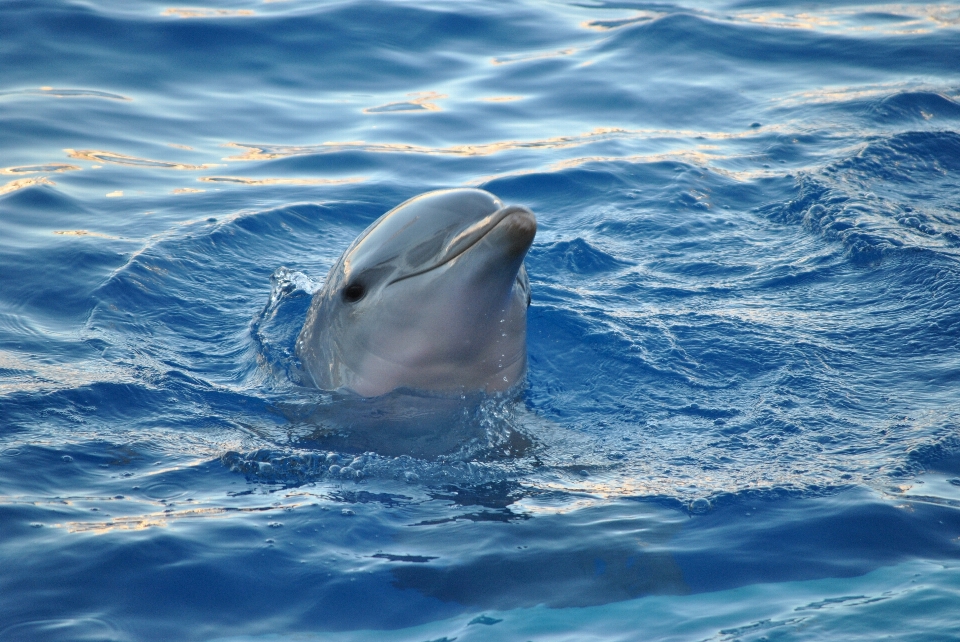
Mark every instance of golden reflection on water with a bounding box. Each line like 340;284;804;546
735;3;960;33
464;144;778;185
65;507;225;533
776;84;901;107
466;144;798;186
739;11;839;30
65;149;217;170
1;164;80;175
546;148;723;171
62;503;301;534
54;230;118;238
162;7;255;18
198;176;365;186
529;470;816;501
223;127;764;161
774;82;958;108
0;177;55;195
172;187;205;194
573;3;960;34
363;92;446;113
479;96;525;102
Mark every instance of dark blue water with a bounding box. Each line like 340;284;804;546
3;1;960;639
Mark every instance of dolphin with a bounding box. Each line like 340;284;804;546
296;188;536;398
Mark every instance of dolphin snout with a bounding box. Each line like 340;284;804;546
492;205;537;256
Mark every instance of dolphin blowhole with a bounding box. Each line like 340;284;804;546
296;188;536;398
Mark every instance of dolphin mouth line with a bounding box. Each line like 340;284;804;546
386;205;532;286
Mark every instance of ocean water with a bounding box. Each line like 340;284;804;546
3;0;960;639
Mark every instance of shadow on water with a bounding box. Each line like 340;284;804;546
279;391;536;460
377;487;960;612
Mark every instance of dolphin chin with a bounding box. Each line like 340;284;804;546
296;188;536;398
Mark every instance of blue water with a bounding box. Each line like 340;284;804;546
3;0;960;639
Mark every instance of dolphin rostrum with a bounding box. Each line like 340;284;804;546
296;188;536;397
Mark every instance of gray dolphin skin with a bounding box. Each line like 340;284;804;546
296;188;536;397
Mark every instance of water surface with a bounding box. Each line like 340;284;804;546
2;0;960;639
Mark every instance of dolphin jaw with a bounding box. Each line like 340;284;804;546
342;340;528;398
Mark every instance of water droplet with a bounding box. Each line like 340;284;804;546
341;509;355;516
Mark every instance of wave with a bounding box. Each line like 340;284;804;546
762;130;960;261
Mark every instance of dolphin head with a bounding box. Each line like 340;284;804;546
296;188;536;397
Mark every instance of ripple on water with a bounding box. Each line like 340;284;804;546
141;482;187;501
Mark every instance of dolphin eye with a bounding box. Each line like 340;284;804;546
342;282;365;303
